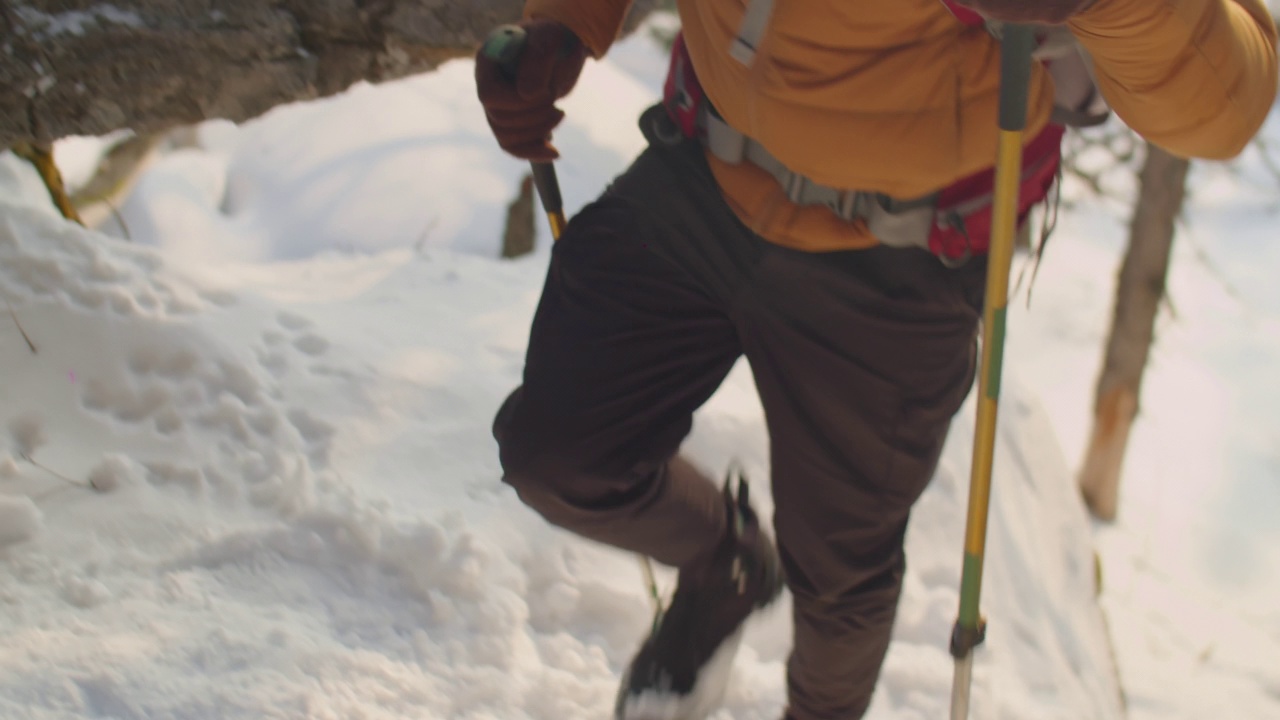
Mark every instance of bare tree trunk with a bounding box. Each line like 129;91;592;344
1079;142;1190;521
502;174;536;259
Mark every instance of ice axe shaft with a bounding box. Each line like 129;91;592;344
481;24;569;240
949;23;1035;720
483;24;661;613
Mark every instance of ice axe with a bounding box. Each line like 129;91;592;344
482;26;663;612
481;25;569;241
949;23;1035;720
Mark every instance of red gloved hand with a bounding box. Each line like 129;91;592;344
475;19;587;161
951;0;1097;24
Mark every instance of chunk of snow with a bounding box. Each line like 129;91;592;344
0;496;43;547
8;413;47;457
87;454;145;493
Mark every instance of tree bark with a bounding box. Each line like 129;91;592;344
1;0;656;149
1079;142;1190;521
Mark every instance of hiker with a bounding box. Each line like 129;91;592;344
479;1;1278;718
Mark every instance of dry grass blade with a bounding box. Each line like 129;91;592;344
5;298;37;354
19;452;90;489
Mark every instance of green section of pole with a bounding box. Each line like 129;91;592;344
985;307;1006;399
956;551;984;624
949;23;1035;720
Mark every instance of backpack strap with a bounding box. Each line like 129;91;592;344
939;0;986;26
730;0;775;65
658;32;1067;265
1037;27;1110;127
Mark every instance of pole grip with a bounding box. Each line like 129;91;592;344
998;24;1035;132
481;25;528;76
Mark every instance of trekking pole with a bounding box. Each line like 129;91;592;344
949;23;1035;720
481;25;569;240
482;26;663;614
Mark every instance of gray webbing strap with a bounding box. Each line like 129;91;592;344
730;0;774;65
1036;26;1110;127
702;111;938;250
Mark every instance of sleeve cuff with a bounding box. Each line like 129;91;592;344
524;0;632;57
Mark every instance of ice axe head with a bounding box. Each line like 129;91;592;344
481;24;527;79
479;23;567;239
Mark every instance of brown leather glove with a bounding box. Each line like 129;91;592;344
951;0;1097;25
475;19;587;162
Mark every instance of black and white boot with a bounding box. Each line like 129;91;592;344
615;473;785;720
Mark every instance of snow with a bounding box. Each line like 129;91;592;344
1006;134;1280;717
13;5;145;40
0;22;1274;720
0;495;42;548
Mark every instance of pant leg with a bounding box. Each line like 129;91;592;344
741;244;986;720
494;130;759;569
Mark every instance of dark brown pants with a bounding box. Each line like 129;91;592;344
493;111;986;720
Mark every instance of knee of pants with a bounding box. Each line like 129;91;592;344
491;388;531;472
492;387;647;522
493;388;569;503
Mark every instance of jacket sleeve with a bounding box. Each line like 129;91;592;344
1069;0;1278;159
523;0;635;57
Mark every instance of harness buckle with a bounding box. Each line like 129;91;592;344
935;210;973;269
834;191;860;222
784;172;808;205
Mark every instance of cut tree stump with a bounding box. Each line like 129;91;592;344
1079;142;1190;521
502;174;536;259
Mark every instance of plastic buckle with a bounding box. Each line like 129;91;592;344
936;210;973;269
831;191;863;222
784;172;808;205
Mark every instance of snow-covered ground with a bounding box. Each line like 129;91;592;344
1006;138;1280;715
0;23;1275;720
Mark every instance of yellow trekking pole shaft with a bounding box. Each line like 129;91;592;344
949;24;1035;720
531;163;568;240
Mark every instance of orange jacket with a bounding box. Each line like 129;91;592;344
525;0;1278;252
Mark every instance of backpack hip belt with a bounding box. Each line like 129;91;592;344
664;2;1105;263
700;104;947;258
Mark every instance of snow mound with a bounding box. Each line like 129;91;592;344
0;495;42;548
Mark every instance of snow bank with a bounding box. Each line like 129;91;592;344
0;185;1120;718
